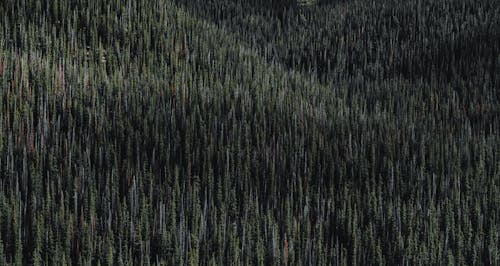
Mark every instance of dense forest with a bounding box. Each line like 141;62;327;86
0;0;499;265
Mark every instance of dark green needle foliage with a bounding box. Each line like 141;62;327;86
0;0;499;265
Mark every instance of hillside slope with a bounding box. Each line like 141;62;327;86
0;0;499;265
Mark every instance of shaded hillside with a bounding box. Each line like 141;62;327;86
0;0;498;265
174;0;500;84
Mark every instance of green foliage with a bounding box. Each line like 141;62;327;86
0;0;499;264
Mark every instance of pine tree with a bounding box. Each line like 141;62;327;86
14;206;22;266
0;233;4;265
32;216;42;266
106;233;114;266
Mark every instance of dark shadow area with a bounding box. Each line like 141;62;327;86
172;0;500;85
